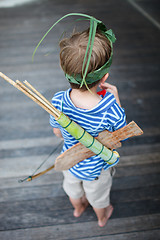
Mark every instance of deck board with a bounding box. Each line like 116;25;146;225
0;214;159;240
0;0;160;239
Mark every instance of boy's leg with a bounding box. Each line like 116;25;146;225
69;195;89;217
93;205;113;227
83;169;113;227
63;170;88;217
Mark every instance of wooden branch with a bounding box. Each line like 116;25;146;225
26;164;55;181
24;80;54;110
55;121;143;170
16;80;60;119
0;72;60;119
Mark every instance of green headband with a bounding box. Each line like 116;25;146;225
32;13;116;88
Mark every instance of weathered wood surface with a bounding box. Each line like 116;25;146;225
0;0;160;239
0;214;159;240
55;121;143;170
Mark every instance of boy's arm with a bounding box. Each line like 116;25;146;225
53;128;63;139
99;82;121;107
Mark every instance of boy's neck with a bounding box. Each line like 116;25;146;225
70;85;102;110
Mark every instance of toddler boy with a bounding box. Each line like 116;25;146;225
50;26;126;227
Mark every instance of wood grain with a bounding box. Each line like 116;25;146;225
55;121;143;170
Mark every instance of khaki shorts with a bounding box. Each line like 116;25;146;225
63;168;114;209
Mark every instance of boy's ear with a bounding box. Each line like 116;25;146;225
100;73;109;84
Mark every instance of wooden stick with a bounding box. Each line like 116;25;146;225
55;121;143;170
0;72;17;86
27;164;55;181
24;80;54;109
0;72;61;118
16;80;60;119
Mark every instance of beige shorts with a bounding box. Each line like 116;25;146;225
63;168;114;209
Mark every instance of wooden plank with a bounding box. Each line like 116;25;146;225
0;180;159;203
112;173;160;190
0;184;65;203
0;65;159;93
0;122;53;141
0;130;159;159
1;84;160;102
0;126;156;149
77;229;160;240
0;155;59;178
1;101;159;124
0;160;159;190
0;173;63;190
0;127;53;141
0;105;49;123
0;214;159;240
0;197;95;231
116;162;160;177
55;122;143;171
118;152;160;167
0;147;159;179
111;200;160;219
0;192;160;230
0;159;160;190
0;121;158;143
0;145;59;159
111;185;160;203
118;143;160;156
120;134;160;148
0;136;60;150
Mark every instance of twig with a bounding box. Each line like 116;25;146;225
16;80;60;118
23;80;54;109
0;72;60;119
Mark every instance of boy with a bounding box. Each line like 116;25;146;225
50;26;126;227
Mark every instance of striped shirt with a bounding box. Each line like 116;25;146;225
50;88;126;181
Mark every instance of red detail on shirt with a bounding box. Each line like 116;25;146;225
97;89;106;97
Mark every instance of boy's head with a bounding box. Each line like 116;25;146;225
59;28;111;90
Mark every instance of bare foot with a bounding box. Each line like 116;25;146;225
98;205;113;227
73;196;89;217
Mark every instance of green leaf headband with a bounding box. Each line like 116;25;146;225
32;13;116;88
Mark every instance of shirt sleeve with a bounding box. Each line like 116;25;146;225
50;114;60;128
106;102;127;131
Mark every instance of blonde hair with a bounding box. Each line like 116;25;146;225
59;28;111;90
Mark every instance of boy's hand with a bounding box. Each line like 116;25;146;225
99;82;121;107
53;128;63;139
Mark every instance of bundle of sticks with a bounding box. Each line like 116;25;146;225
0;72;61;120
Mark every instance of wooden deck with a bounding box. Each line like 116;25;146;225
0;0;160;239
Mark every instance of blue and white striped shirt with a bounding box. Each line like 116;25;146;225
50;88;126;181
